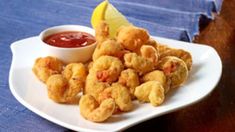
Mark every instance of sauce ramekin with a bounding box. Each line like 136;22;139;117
39;25;96;64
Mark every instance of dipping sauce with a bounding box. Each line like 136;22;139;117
43;31;96;48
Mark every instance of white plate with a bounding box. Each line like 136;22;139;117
9;36;222;132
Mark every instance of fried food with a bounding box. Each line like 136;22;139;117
91;55;124;83
124;53;154;75
46;74;81;103
117;26;149;52
79;94;115;122
118;69;140;98
155;43;192;70
142;70;170;94
140;45;159;66
33;22;194;123
95;21;109;43
134;81;165;106
92;39;124;61
85;72;110;100
98;83;133;112
63;63;87;82
158;56;188;88
32;56;63;83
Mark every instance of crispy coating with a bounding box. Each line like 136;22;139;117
91;56;124;83
158;56;188;88
46;74;82;103
118;69;140;98
124;53;154;75
117;26;149;52
155;43;192;70
142;70;170;94
92;39;124;61
134;81;165;106
95;21;109;43
32;56;63;83
63;63;87;82
85;72;110;100
79;94;115;122
140;45;159;66
98;83;133;112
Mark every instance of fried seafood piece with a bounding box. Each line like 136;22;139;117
32;56;63;83
157;56;188;88
91;56;124;83
98;83;133;112
134;81;165;106
92;39;125;61
95;21;109;43
79;94;115;122
46;74;82;103
84;72;110;100
116;26;149;52
142;70;170;94
63;63;87;83
118;69;140;98
124;53;154;75
155;43;192;70
140;45;159;66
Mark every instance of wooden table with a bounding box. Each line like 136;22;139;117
126;0;235;131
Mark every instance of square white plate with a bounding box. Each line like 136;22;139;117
9;36;222;132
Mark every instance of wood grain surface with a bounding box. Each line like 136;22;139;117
126;0;235;131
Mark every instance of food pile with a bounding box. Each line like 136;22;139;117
33;21;192;122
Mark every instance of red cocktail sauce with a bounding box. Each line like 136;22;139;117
43;31;96;48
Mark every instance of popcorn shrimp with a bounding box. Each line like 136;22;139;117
32;56;64;83
91;56;124;83
46;74;81;103
124;53;154;75
158;56;188;88
118;69;140;98
134;81;165;106
156;44;192;70
92;39;124;61
117;26;149;52
140;45;159;66
95;21;109;43
142;70;170;94
98;83;133;112
85;72;110;100
79;94;115;122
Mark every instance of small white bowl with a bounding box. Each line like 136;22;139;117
39;25;96;64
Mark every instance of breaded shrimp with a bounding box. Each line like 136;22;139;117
118;69;140;98
91;56;124;83
46;74;82;104
98;83;133;112
142;70;170;94
157;56;188;88
124;53;154;75
155;44;192;70
95;21;109;43
140;45;159;66
92;39;125;61
79;94;115;122
116;26;149;52
84;72;110;100
134;81;165;106
32;56;64;83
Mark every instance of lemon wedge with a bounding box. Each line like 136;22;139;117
91;0;131;38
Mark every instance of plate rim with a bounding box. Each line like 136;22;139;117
9;36;222;132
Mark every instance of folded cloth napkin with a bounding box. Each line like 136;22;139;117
49;0;223;41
